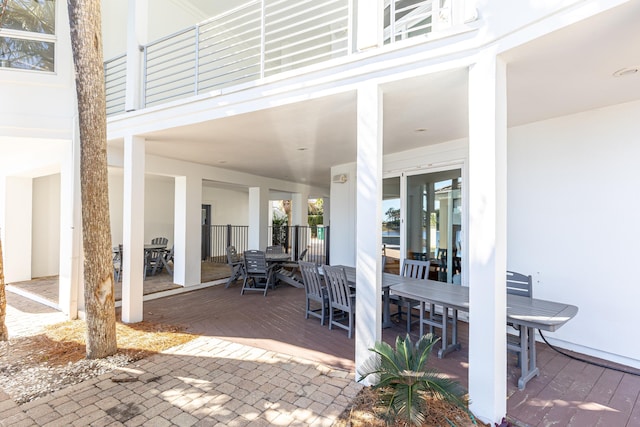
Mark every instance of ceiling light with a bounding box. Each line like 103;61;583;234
613;67;639;77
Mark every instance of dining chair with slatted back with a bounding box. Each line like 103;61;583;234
242;250;275;296
225;245;245;288
323;265;356;338
506;270;533;366
299;261;329;325
393;258;431;332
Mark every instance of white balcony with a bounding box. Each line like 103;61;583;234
105;0;467;116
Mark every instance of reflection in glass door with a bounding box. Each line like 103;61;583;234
406;170;462;283
382;177;401;274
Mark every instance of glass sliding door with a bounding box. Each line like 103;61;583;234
406;170;462;283
382;177;401;274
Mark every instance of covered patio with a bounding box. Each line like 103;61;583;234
6;275;640;426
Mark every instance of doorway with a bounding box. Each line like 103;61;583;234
406;170;462;283
201;204;211;261
382;169;463;284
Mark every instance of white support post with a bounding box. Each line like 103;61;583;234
1;176;33;282
467;50;508;424
248;186;269;250
355;82;383;379
121;135;145;323
58;134;82;319
291;192;308;226
356;0;382;51
125;0;148;111
173;175;202;286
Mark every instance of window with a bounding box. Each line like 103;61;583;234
0;0;56;72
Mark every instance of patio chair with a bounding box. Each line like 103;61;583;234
151;237;169;246
154;245;174;276
506;270;533;366
391;258;430;332
276;248;308;286
113;244;123;282
241;250;276;296
225;245;246;288
323;265;356;339
299;261;329;325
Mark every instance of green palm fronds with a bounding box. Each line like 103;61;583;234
358;334;469;426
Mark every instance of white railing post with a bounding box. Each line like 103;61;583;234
259;0;266;78
194;24;200;95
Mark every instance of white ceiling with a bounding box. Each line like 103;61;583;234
132;2;640;189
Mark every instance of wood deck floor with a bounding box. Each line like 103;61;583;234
7;271;640;426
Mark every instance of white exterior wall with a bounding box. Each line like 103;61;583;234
508;99;640;368
202;187;249;225
108;172;175;247
32;174;61;278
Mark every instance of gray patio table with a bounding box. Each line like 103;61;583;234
389;276;579;389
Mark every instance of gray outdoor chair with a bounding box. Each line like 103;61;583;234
506;270;533;366
241;250;276;296
299;260;329;325
391;258;430;332
323;265;356;339
225;245;246;288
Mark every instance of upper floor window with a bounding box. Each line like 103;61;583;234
0;0;56;72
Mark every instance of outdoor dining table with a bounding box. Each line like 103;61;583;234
265;253;292;263
389;276;579;389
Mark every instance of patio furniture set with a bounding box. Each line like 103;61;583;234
112;237;174;282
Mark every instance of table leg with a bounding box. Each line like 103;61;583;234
382;288;392;328
437;305;461;358
419;301;425;337
517;326;540;390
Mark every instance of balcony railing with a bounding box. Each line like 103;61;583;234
105;0;455;116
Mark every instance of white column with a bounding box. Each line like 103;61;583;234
355;83;383;379
58;135;82;318
248;186;269;250
356;0;382;51
467;50;508;423
291;192;308;226
121;135;145;323
322;197;330;226
1;176;32;282
174;175;202;286
125;0;148;111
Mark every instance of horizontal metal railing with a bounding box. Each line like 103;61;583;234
105;0;450;116
104;53;126;115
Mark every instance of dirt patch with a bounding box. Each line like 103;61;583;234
0;318;197;404
335;386;491;427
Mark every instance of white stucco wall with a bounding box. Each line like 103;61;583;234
507;99;640;367
108;172;175;248
202;186;249;225
32;174;61;278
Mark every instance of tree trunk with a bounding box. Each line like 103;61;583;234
0;237;8;341
67;0;117;359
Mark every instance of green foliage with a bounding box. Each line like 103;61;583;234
358;334;469;426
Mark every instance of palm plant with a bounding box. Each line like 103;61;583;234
358;334;470;426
